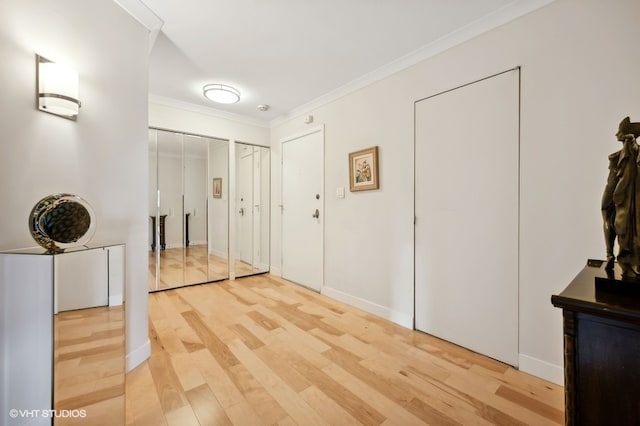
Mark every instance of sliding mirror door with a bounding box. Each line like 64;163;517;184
148;129;229;291
235;142;270;278
183;135;208;285
155;129;184;290
208;139;230;281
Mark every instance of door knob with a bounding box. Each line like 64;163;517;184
312;209;320;219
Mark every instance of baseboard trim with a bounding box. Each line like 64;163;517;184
322;286;413;329
518;353;564;385
208;248;228;259
126;338;150;372
270;266;282;277
109;294;123;307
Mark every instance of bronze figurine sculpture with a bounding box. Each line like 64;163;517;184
602;117;640;278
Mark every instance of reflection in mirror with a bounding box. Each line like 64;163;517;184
148;130;158;290
235;142;270;278
148;128;229;292
0;246;126;425
183;135;208;285
53;244;125;424
156;130;185;290
208;139;230;281
54;305;124;425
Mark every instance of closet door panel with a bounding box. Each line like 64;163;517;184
414;70;519;366
149;129;232;291
184;135;209;285
157;130;184;290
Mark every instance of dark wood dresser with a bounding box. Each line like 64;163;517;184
551;260;640;425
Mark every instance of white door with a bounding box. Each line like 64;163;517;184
281;127;324;291
414;70;519;366
237;151;253;264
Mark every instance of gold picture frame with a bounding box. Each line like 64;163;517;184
212;178;222;198
349;146;379;192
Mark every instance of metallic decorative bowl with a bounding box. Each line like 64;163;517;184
29;194;96;253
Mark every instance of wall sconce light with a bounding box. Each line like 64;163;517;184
36;55;81;120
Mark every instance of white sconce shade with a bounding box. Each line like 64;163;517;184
37;55;81;120
203;84;240;104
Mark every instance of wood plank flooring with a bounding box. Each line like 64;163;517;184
127;274;564;425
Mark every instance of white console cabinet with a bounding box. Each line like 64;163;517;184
0;244;124;426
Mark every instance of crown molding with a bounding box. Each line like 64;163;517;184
270;0;556;127
149;94;270;128
133;0;555;129
112;0;164;52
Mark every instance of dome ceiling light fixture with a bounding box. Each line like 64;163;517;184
203;83;240;104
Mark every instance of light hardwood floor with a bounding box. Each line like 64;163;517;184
127;274;564;425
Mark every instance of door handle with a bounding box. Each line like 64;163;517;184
312;209;319;219
239;208;245;216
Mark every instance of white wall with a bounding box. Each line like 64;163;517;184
0;0;150;370
270;0;640;384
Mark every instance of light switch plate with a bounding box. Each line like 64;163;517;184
336;187;345;199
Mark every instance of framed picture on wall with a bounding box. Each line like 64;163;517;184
349;146;379;191
212;178;222;198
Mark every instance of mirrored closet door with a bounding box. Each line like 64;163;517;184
235;142;270;278
148;129;230;291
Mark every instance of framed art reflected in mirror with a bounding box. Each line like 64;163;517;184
213;177;222;198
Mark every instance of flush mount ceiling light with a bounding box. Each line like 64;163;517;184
36;55;81;120
203;84;240;104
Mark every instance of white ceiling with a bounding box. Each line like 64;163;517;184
125;0;548;126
